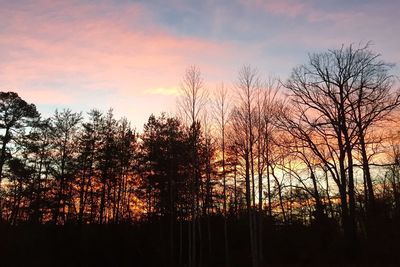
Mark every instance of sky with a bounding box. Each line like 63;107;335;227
1;0;400;129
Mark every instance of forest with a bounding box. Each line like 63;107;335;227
1;44;400;266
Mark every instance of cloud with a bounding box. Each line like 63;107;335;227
144;87;181;96
240;0;355;24
0;0;241;101
16;88;73;105
258;0;307;18
1;0;399;128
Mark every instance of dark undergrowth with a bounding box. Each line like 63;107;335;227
1;217;399;267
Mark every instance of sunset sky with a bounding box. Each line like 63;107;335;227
1;0;399;129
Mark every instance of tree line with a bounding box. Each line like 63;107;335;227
1;43;400;266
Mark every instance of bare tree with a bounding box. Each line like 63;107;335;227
213;82;231;267
283;43;399;243
345;44;400;218
179;65;207;126
232;65;260;267
178;65;208;267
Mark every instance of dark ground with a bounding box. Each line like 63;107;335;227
1;218;399;267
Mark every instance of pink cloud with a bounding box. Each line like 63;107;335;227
16;88;73;105
0;0;243;105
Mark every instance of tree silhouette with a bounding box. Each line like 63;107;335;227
0;92;39;220
1;44;400;267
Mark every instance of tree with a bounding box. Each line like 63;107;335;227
0;92;39;220
213;82;231;267
232;65;260;267
283;43;399;243
112;117;136;224
345;44;400;218
140;113;189;266
50;109;82;224
178;65;208;267
76;109;102;224
22;118;53;224
0;92;39;186
97;109;118;224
